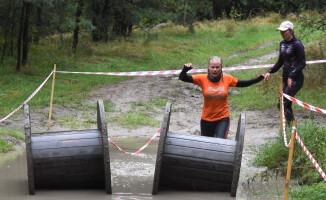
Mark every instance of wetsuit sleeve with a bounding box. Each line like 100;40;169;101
268;43;283;74
179;66;193;83
236;75;264;87
288;41;306;79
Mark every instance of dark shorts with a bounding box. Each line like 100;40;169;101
200;117;230;138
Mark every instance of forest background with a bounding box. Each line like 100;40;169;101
0;0;326;199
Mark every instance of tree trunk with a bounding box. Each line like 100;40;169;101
91;1;101;42
212;0;232;19
112;0;133;38
183;0;188;25
1;33;8;64
34;5;43;43
10;0;17;57
72;0;83;54
101;0;110;42
22;2;32;66
212;0;218;19
17;1;26;71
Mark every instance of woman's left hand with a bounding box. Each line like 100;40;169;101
257;74;265;81
288;78;292;89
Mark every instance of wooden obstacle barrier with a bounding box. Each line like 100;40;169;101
152;103;245;197
24;100;112;195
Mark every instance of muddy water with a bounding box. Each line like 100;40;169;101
0;137;235;200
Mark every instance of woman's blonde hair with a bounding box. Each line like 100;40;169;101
208;56;222;65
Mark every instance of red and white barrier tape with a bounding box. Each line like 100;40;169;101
108;129;161;155
295;132;326;181
0;71;54;123
281;96;293;148
1;60;326;123
281;93;326;114
281;96;325;180
55;60;326;76
55;63;272;76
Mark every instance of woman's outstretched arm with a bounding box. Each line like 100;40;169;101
236;74;264;87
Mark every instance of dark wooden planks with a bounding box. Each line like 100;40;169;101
161;164;233;183
33;155;103;168
165;136;236;153
167;132;237;146
159;174;231;192
32;146;103;159
162;154;234;173
31;129;100;142
31;137;102;150
152;108;246;196
164;143;235;163
23;100;112;194
35;174;105;188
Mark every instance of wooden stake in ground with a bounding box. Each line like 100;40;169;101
47;64;56;130
284;120;296;200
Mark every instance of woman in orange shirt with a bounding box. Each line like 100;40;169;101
179;56;264;138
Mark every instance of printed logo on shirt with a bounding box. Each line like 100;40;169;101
206;86;226;99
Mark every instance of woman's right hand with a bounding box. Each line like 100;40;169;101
184;63;193;69
264;72;271;82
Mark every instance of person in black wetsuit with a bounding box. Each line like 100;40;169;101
179;56;264;138
264;21;306;124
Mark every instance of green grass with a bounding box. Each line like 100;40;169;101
0;128;24;140
254;120;326;186
108;97;168;129
109;111;160;129
290;182;326;200
0;128;24;153
131;98;169;113
0;137;14;153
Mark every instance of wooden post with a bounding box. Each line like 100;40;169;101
280;77;283;131
47;64;56;130
24;104;35;195
284;120;296;200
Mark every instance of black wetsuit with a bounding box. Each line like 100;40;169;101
179;67;263;138
268;37;306;122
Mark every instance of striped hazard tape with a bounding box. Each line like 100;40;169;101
295;132;326;181
108;129;160;155
0;71;54;123
1;60;326;123
281;96;325;180
55;60;326;76
281;93;326;114
281;95;292;148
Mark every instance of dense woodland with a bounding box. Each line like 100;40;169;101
0;0;325;71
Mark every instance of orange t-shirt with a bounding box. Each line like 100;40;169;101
192;74;238;121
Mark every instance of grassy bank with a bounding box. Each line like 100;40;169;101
254;120;326;199
0;128;24;153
